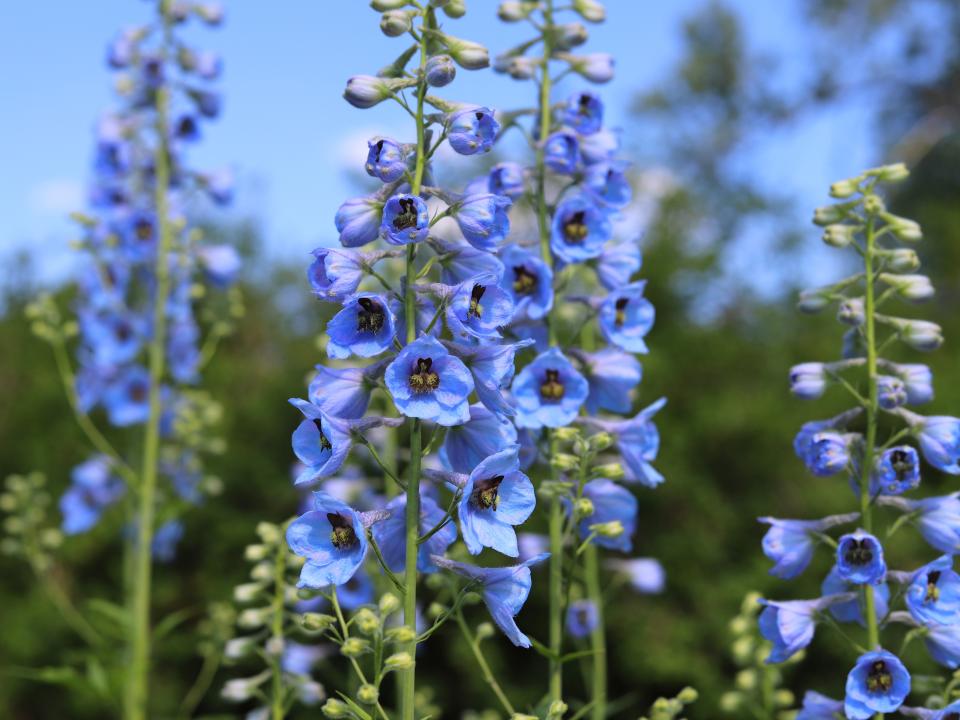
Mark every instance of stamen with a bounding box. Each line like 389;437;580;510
356;297;385;333
926;570;942;603
312;419;332;451
512;265;537;295
409;356;440;394
327;512;357;550
866;660;893;694
468;284;486;319
562;210;589;244
472;475;504;510
615;297;629;327
392;197;419;230
843;538;874;567
540;368;565;401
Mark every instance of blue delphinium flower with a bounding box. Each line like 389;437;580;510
581;397;667;487
499;245;553;321
326;292;397;359
566;600;598;639
441;403;517;472
286;492;372;587
872;445;920;495
453;193;512;251
792;409;862;462
60;455;125;534
877;374;907;410
758;512;859;580
891;362;933;404
789;363;828;400
380;194;430;245
289;398;353;485
446;340;533;418
579;126;619;163
372;492;457;573
550;195;611;263
821;565;890;626
335;195;383;247
796;691;844;720
80;310;145;366
307;248;365;301
431;552;550;647
487;161;525;199
907;413;960;474
308;363;380;419
384;335;474;426
197;244;242;287
152;520;183;562
364;136;407;182
578;478;636;552
843;649;910;719
544;130;580;174
435;238;505;286
459;445;535;556
103;364;152;427
879;493;960;554
444;273;514;341
606;558;666;594
576;347;641;414
446;106;499;155
800;432;853;477
598;281;655;354
836;529;886;584
562;91;603;134
584;161;631;208
758;596;844;664
512;347;589;429
596;238;641;291
905;555;960;625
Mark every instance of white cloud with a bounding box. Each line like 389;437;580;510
28;178;84;216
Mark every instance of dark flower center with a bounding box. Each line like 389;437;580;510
578;93;592;115
129;381;148;403
540;368;565;401
468;284;486;319
327;512;358;550
843;538;874;567
312;419;332;452
472;475;504;510
115;320;133;342
562;211;589;244
409;357;440;394
866;660;893;694
474;111;485;122
374;139;384;161
356;297;385;333
891;449;914;480
926;570;942;603
577;607;591;626
134;218;154;242
512;265;537;295
614;297;629;327
177;116;197;137
392;198;419;230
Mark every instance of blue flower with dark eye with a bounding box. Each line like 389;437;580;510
821;565;889;626
933;700;960;719
796;691;843;720
499;245;553;321
597;239;641;291
567;600;598;639
335;195;383;248
581;397;667;487
445;274;515;341
758;512;859;580
326;292;396;359
459;446;535;557
364;136;406;182
381;194;430;245
872;445;920;495
441;403;517;472
385;335;474;426
793;408;861;458
446;106;499;155
544;130;580;174
577;348;641;414
307;248;365;301
167;317;200;383
925;623;960;668
454;194;512;251
910;414;960;475
80;310;145;367
598;281;655;354
843;649;910;719
436;238;505;286
289;398;353;485
122;211;158;262
584;161;631;207
607;558;666;593
551;196;611;263
877;374;907;410
446;340;533;417
836;530;886;584
286;492;369;587
172;113;201;143
487;162;525;199
512;347;589;429
432;552;550;647
104;365;152;427
906;555;960;625
60;455;125;534
578;478;636;552
372;492;457;573
562;91;604;135
308;363;381;419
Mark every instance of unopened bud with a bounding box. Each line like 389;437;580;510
590;520;624;538
265;636;285;657
321;698;351;718
384;651;415;670
553;426;580;442
774;689;794;707
301;612;337;632
547;700;569;718
881;212;922;242
837;297;865;326
475;622;495;640
880;273;933;302
863;194;885;215
386;625;417;643
498;1;535;21
244;544;269;561
341;637;370;657
592;463;625;480
719;691;743;712
829;177;860;199
371;0;409;10
551;453;579;471
587;431;614;451
441;0;466;18
553;22;589;51
255;521;280;544
357;683;380;704
233;582;264;603
354;608;381;635
884;248;920;272
379;592;401;615
442;34;490;69
573;0;606;22
797;289;829;314
574;497;595;518
237;607;268;629
872;162;909;182
380;9;414;37
822;224;857;248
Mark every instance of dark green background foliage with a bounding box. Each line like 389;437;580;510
2;0;960;717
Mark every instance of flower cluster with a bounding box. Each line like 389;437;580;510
761;164;960;718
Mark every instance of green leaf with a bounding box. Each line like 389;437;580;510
336;692;373;720
85;657;110;698
86;599;130;637
153;606;197;642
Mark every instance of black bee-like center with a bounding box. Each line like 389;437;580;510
472;475;504;510
134;219;154;241
866;660;893;694
926;570;942;603
512;265;537;295
374;139;385;161
356;297;385;333
327;512;358;550
843;538;874;567
540;368;565;401
393;197;419;230
409;356;440;394
563;210;589;244
614;297;629;327
468;284;486;319
312;418;332;451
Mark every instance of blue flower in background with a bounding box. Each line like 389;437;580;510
459;445;535;556
432;552;549;647
326;292;396;359
337;567;375;610
436;239;505;286
487;162;525;199
578;478;636;552
872;445;920;495
566;600;598;639
167;317;200;384
892;362;933;404
499;245;553;321
584;161;631;208
579;126;619;164
758;598;822;663
307;248;364;301
925;622;960;668
843;649;910;719
364;136;406;182
385;335;474;426
821;565;889;626
578;347;641;414
544;130;580;174
287;492;370;588
512;347;588;429
796;691;844;720
122;210;157;262
607;558;666;594
789;363;828;400
445;273;514;340
197;244;242;288
60;455;125;534
103;364;152;427
836;530;886;584
562;91;604;135
583;397;667;487
80;309;145;367
454;193;511;251
598;281;654;353
551;196;611;263
448;339;532;418
758;512;859;580
381;194;430;245
372;492;457;573
335;195;383;248
596;238;641;291
441;403;517;472
906;555;960;626
912;414;960;475
446;106;499;155
308;363;378;419
289;398;353;485
152;520;183;562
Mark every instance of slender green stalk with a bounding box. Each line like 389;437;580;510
455;610;516;716
583;545;606;720
126;5;174;717
331;590;391;720
270;536;287;720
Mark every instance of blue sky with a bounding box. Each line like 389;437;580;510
0;0;878;285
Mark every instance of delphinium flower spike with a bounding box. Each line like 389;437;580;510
761;163;960;717
486;0;667;716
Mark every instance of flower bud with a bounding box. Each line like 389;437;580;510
475;622;495;640
222;678;258;702
731;635;754;664
553;22;589;50
735;668;757;691
441;0;466;18
587;431;614;451
250;561;273;582
719;691;743;712
425;54;456;87
551;426;579;442
442;35;490;69
233;582;264;603
237;607;269;629
512;715;538;720
822;223;857;248
301;612;337;632
813;203;851;226
862;194;885;215
592;463;625;480
380;10;413;37
774;689;795;707
574;497;595;518
573;0;606;22
379;592;401;615
837;297;865;326
872;162;909;182
550;453;579;471
797;289;829;314
506;56;538;80
371;0;409;10
386;625;417;643
590;520;624;538
881;212;922;242
547;700;569;719
884;248;920;272
498;1;534;21
877;375;906;410
678;687;698;704
244;543;269;561
898;319;944;351
224;636;257;660
343;75;407;109
354;608;380;635
880;273;933;302
255;521;280;544
264;636;285;657
321;698;351;718
789;362;827;400
829;177;861;199
341;638;370;657
357;684;379;705
384;651;415;671
564;52;614;83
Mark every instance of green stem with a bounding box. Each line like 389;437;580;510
455;610;515;716
583;545;606;720
126;6;174;717
270;535;287;720
331;590;391;720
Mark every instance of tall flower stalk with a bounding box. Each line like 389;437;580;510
763;163;960;719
